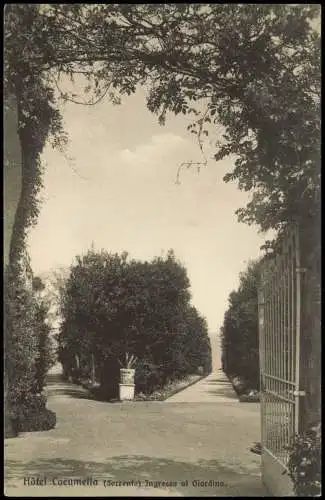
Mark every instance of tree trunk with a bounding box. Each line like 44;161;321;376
91;354;96;385
4;93;22;271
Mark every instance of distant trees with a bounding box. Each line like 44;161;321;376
220;259;261;392
181;306;212;376
57;248;212;397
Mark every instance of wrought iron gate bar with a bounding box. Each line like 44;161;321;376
296;267;307;274
258;223;302;469
292;390;306;397
263;373;295;384
294;227;302;432
264;388;295;404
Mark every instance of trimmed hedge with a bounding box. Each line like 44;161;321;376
16;408;57;433
9;393;57;434
5;266;39;409
5;265;57;435
58;249;212;397
221;260;261;393
135;374;204;401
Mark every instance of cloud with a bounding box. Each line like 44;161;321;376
117;133;189;172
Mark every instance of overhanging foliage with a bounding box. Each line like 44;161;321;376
4;4;321;238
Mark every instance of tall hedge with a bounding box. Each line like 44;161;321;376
220;259;261;391
5;264;38;409
57;248;212;396
5;264;56;433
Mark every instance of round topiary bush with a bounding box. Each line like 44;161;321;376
231;375;249;395
12;393;56;433
16;408;57;432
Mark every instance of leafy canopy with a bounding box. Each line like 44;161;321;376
5;4;320;236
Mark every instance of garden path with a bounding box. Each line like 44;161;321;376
166;369;238;403
5;365;265;497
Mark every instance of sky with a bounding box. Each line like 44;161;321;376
27;84;269;335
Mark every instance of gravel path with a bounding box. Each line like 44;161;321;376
165;370;238;403
5;366;264;497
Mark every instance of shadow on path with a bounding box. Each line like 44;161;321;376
5;454;265;497
45;374;93;400
205;380;233;385
6;367;263;497
206;387;238;399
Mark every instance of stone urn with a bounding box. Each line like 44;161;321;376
118;353;137;401
119;368;135;401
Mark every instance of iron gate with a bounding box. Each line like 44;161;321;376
258;223;305;495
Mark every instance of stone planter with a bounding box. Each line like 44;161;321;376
120;368;135;384
119;368;135;401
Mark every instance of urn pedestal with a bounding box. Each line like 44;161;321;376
119;368;135;401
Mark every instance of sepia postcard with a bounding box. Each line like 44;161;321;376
4;4;321;497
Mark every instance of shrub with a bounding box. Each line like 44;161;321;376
135;390;165;401
10;393;56;433
16;408;57;433
135;359;166;394
231;375;249;396
239;391;260;402
287;423;321;497
19;392;47;412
